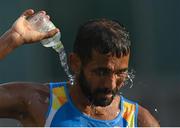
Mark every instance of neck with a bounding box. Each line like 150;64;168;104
69;83;121;120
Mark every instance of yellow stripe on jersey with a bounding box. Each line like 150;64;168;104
121;100;136;127
52;86;67;110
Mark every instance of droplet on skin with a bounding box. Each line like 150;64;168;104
44;97;49;103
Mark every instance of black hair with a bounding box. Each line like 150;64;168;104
73;18;131;64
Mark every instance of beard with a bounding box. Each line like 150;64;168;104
78;69;121;107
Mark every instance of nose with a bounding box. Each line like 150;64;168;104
103;74;117;90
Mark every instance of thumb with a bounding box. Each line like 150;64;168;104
42;28;60;39
21;9;34;19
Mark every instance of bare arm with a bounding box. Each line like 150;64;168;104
0;9;59;59
0;83;27;118
138;105;160;127
0;82;50;126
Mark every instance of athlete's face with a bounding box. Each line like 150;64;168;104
78;51;129;107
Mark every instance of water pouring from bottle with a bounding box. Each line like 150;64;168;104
27;12;74;85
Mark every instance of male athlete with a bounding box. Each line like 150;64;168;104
0;11;160;127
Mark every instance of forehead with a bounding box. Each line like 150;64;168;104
85;51;130;69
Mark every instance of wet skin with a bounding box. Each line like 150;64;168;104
0;51;160;127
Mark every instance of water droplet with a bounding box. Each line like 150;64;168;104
44;97;49;103
119;92;123;95
155;108;158;113
124;69;135;88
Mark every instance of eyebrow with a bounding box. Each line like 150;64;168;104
93;67;128;72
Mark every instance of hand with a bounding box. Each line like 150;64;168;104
10;9;59;47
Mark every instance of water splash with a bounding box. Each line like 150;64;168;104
153;107;160;124
153;106;159;114
124;69;136;88
154;108;158;113
58;48;74;85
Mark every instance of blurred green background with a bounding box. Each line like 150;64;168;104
0;0;180;126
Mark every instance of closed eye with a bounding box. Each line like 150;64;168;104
92;68;128;77
115;68;128;77
92;68;111;77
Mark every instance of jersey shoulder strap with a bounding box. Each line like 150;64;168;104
120;96;138;127
45;82;68;126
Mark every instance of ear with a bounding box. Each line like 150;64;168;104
68;53;81;74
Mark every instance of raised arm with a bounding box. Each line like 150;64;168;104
0;9;59;59
138;105;160;127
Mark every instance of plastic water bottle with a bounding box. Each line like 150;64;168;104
28;12;74;85
27;12;63;52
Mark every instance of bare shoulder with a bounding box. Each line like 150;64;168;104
0;81;49;88
138;105;160;127
0;81;49;91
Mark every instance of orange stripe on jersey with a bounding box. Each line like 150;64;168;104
52;86;67;110
121;101;136;127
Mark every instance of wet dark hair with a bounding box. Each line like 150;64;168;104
73;18;131;64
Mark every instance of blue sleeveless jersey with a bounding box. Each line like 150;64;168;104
45;82;138;127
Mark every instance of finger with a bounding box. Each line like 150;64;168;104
38;10;46;15
31;10;46;19
46;15;50;20
21;9;34;18
42;28;60;39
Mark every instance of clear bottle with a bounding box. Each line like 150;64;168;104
27;12;63;52
28;12;74;85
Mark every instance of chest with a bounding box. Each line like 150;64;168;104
88;107;120;120
50;103;124;127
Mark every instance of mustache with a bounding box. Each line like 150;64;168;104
94;88;118;95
